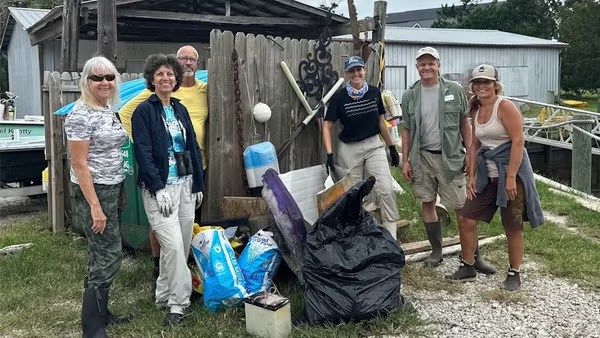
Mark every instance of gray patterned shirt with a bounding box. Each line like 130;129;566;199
65;102;127;185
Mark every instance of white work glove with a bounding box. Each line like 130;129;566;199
155;188;173;217
194;192;203;209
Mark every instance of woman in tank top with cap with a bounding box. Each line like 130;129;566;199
446;64;543;291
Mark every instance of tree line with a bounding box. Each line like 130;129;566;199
432;0;600;93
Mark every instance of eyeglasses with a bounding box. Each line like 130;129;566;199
472;79;494;85
177;56;198;63
88;74;116;82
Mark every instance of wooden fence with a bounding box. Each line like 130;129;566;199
43;30;383;230
42;71;143;233
205;30;359;219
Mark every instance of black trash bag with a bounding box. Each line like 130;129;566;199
301;176;406;325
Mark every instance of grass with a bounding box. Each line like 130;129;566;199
0;215;425;337
2;171;600;336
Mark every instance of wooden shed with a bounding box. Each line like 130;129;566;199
34;0;386;230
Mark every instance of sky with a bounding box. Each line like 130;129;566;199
297;0;493;18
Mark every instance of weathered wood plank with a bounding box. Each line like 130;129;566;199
221;196;269;219
60;0;80;72
117;9;322;27
48;72;65;233
97;0;117;62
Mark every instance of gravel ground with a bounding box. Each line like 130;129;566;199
0;195;47;231
403;255;600;337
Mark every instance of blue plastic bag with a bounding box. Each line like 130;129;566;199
238;230;281;296
191;227;247;312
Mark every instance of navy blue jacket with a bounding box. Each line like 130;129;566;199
131;94;204;194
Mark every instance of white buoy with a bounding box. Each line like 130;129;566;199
253;102;272;123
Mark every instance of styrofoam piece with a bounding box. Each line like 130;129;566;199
278;165;343;226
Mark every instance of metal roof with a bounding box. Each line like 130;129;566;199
336;27;567;48
1;7;51;52
7;7;51;30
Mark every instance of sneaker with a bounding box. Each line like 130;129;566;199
163;312;185;327
474;255;497;275
446;260;477;283
502;268;521;291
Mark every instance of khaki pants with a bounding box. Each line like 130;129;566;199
142;178;195;315
338;134;399;223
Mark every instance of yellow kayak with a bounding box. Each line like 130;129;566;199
560;100;588;108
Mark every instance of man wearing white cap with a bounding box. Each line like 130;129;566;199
400;47;494;273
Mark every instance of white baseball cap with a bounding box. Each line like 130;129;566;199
416;46;440;60
470;64;499;82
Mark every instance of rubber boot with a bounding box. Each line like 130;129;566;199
81;287;108;338
104;289;132;326
424;221;443;267
474;247;496;275
382;221;397;241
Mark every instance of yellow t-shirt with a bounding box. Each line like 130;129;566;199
119;80;208;168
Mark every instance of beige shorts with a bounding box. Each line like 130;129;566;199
411;150;466;210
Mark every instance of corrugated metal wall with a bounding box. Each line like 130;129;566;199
7;25;42;119
384;44;561;103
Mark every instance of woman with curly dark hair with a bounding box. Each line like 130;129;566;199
131;54;204;326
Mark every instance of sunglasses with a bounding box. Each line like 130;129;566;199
472;79;494;85
88;74;116;82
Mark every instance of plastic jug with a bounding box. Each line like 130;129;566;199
243;142;279;188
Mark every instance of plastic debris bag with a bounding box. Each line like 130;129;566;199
301;177;406;324
191;227;248;312
238;230;282;296
261;168;307;282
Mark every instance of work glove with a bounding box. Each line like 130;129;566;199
195;192;203;209
325;153;338;178
389;145;400;167
155;188;173;217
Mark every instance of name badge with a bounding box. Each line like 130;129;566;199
444;94;455;102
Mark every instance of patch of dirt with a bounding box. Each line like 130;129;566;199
0;196;47;232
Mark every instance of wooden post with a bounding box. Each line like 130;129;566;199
571;113;593;194
60;0;80;72
347;0;361;56
97;0;117;63
225;0;231;16
372;1;387;44
48;72;65;233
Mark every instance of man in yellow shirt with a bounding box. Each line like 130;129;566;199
119;45;208;279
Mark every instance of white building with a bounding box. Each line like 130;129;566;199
341;26;567;103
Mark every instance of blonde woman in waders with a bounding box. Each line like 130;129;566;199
65;56;131;338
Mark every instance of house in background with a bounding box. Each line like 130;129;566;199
386;7;439;28
337;26;566;103
0;1;349;118
1;7;49;119
386;2;503;28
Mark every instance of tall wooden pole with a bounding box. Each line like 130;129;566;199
347;0;361;56
372;1;387;44
60;0;80;72
97;0;117;63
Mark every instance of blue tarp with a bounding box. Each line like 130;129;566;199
53;70;208;116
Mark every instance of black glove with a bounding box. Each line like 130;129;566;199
389;145;400;167
326;153;338;177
